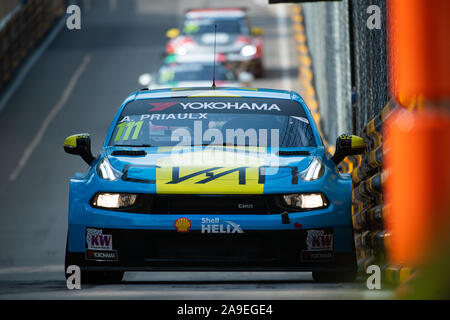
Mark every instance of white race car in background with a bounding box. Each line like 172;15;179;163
139;54;254;89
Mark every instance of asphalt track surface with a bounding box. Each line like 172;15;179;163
0;0;393;299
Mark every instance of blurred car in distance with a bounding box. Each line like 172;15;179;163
139;54;253;88
165;8;264;77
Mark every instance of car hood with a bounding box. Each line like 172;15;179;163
105;146;321;194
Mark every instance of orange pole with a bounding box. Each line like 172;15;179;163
388;0;450;102
386;0;450;268
384;111;450;265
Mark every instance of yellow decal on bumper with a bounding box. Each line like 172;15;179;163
156;166;263;194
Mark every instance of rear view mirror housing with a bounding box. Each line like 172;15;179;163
138;73;152;87
64;133;95;165
252;27;264;36
166;28;180;38
331;134;366;165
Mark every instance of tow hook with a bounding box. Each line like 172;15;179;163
281;211;290;224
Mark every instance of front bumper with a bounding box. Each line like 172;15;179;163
67;222;355;272
67;170;354;272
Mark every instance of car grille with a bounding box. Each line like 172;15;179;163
141;195;286;215
152;232;271;261
108;229;310;265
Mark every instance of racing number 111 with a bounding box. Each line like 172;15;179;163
114;121;143;142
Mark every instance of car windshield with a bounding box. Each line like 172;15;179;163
183;18;249;35
156;63;236;84
109;97;316;148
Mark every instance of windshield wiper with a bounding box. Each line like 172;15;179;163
114;144;152;147
193;143;244;147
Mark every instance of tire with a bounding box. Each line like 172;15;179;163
312;269;357;283
80;270;124;285
65;236;124;285
313;223;359;283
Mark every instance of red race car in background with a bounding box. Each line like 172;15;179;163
165;8;265;77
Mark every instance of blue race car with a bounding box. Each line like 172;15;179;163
64;87;365;284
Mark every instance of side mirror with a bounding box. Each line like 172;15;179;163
331;134;366;165
138;73;152;87
64;133;95;165
166;28;180;38
252;27;264;36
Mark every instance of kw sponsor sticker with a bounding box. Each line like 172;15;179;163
86;228;113;250
306;229;333;251
174;217;191;233
201;217;244;234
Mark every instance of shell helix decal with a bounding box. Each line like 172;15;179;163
174;217;192;233
201;217;244;234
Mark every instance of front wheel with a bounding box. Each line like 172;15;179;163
65;253;124;284
79;270;124;284
312;269;357;283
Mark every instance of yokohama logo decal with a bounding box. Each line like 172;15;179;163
180;102;281;111
146;101;282;112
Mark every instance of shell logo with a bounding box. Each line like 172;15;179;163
174;217;191;233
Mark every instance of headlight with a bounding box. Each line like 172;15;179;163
240;44;257;57
175;46;187;55
92;193;137;209
282;193;328;209
97;157;122;181
298;157;324;181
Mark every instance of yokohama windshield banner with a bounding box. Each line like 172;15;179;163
120;97;309;117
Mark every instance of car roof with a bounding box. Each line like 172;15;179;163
185;8;246;19
129;87;295;101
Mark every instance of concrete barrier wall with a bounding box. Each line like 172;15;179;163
0;0;65;91
0;0;20;21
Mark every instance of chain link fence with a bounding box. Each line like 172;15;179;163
301;0;389;137
348;0;389;134
301;0;402;282
301;0;352;144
